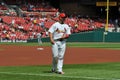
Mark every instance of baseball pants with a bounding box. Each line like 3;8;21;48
52;40;66;72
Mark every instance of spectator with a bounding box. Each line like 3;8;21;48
36;32;42;44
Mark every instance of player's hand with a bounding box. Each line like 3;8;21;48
49;32;55;44
62;34;70;39
50;39;55;44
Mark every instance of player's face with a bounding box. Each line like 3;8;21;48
59;17;66;24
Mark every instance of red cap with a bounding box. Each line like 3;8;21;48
59;13;66;18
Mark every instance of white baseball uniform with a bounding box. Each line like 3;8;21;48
48;22;71;73
36;33;42;44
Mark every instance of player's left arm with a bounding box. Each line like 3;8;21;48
62;25;71;39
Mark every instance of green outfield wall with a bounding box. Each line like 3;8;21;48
105;32;120;42
27;31;120;42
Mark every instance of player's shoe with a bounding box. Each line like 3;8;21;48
51;69;56;73
57;71;65;74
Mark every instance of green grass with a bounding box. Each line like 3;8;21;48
0;42;120;49
0;63;120;80
0;42;120;80
67;42;120;48
0;42;52;46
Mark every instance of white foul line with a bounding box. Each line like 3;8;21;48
0;72;120;80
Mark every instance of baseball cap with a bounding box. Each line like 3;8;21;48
59;13;66;18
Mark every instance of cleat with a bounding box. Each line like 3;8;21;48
51;69;56;73
57;71;64;74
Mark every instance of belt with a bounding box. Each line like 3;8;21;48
54;38;64;41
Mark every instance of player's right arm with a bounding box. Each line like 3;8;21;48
48;24;56;44
49;32;55;44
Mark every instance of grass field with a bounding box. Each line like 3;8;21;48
0;42;120;48
0;63;120;80
0;42;120;80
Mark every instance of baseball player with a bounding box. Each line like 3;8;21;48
36;32;42;44
48;13;71;74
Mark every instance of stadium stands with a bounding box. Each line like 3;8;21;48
0;0;116;42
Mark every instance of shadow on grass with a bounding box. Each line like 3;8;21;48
42;70;52;73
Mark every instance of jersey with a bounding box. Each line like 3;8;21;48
37;33;41;38
48;22;71;40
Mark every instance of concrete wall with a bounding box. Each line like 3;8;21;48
60;2;96;16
